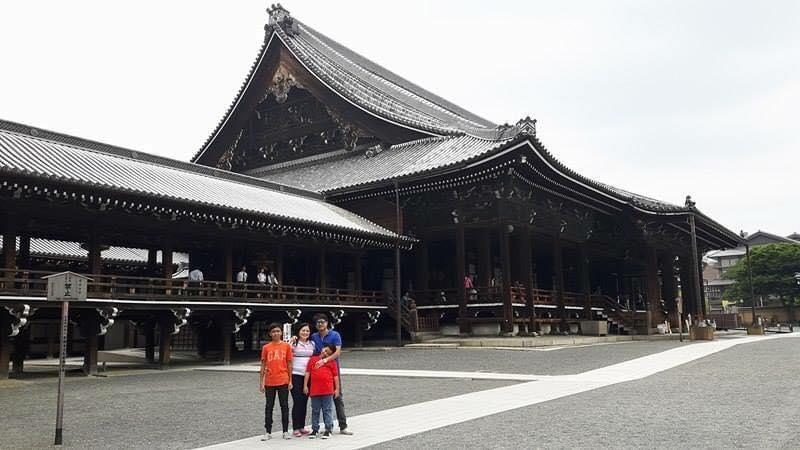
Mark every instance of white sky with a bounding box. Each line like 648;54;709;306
1;1;798;238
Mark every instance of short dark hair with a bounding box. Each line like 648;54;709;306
324;343;337;354
267;322;282;333
313;313;329;324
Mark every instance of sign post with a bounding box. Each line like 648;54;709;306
43;272;90;446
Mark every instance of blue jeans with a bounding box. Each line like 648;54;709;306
310;395;334;432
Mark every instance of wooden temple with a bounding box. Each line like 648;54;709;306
0;5;742;378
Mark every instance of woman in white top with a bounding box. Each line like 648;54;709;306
290;322;315;436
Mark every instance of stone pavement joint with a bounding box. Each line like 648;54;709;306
197;333;798;450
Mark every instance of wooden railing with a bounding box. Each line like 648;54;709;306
0;270;384;307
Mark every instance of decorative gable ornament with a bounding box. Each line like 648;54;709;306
267;4;299;35
515;116;537;136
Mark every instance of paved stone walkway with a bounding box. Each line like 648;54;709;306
199;333;798;449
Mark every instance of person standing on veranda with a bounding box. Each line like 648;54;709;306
310;313;353;435
259;323;292;441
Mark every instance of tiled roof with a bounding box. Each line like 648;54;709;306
0;120;400;242
2;237;189;264
251;134;514;193
193;9;523;162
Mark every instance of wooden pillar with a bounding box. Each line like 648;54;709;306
456;224;468;334
17;235;30;269
3;220;17;286
147;248;158;276
478;229;492;288
12;325;30;374
158;315;173;369
579;244;592;320
414;240;429;293
518;226;534;332
224;243;233;283
87;239;102;275
220;317;233;365
82;313;99;375
163;243;173;294
645;246;659;335
697;253;707;318
319;247;327;289
0;314;11;379
499;225;513;334
678;255;696;320
162;244;173;278
145;319;156;363
276;245;284;285
661;251;677;327
553;238;566;329
353;253;363;291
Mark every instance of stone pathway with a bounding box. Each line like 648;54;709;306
197;333;798;449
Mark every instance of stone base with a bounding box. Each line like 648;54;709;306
580;320;608;336
746;325;765;335
689;325;715;340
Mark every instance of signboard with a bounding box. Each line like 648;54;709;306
43;272;91;302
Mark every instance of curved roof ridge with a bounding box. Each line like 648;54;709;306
294;20;495;131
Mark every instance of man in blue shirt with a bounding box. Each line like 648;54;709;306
310;313;352;435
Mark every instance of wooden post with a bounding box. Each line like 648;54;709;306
580;244;592;320
158;315;173;369
478;229;492;288
645;246;659;335
0;314;11;379
678;255;696;321
414;240;429;293
319;247;327;290
353;253;363;291
87;239;102;275
145;319;156;363
456;224;468;334
499;225;513;334
147;248;158;276
2;220;17;287
661;251;677;327
221;317;233;366
12;325;30;374
82;313;99;376
224;243;233;296
17;235;30;269
688;215;704;318
163;243;173;294
276;245;284;285
518;226;534;333
553;239;566;330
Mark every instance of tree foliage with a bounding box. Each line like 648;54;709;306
723;243;800;305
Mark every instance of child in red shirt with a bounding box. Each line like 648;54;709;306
259;323;292;440
303;343;340;439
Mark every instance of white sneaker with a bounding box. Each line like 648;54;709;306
282;432;291;440
261;432;271;441
339;428;354;435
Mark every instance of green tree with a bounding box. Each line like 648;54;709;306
724;243;800;321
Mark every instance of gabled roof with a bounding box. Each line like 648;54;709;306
745;230;799;245
193;6;529;163
0;119;401;243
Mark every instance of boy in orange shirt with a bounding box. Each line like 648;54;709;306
259;323;293;440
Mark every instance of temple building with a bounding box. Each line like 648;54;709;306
0;6;742;378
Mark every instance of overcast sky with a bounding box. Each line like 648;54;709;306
1;1;798;239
